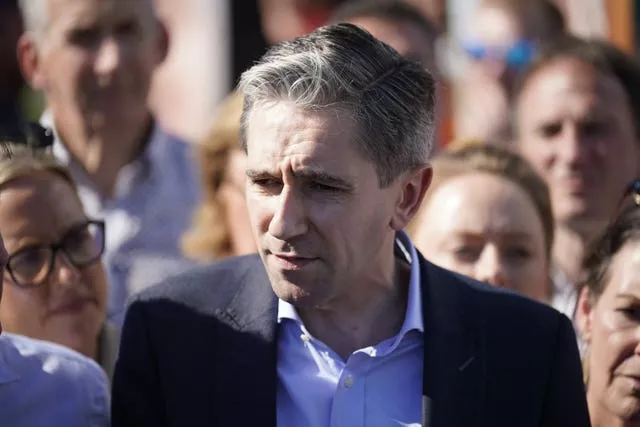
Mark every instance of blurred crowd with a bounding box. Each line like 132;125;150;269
0;0;639;426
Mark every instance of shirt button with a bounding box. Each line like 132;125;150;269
344;375;354;388
300;334;311;343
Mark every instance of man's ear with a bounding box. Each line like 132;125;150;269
154;20;170;66
575;286;595;344
390;165;432;231
17;33;45;90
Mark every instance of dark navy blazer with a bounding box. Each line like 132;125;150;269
112;254;590;427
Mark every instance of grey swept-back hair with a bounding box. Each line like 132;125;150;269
238;23;436;187
18;0;157;45
18;0;49;42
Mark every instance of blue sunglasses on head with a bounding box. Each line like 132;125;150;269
463;40;536;69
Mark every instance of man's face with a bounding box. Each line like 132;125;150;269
28;0;164;133
245;102;406;308
517;58;640;231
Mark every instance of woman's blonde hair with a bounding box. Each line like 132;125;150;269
181;92;245;261
0;142;75;190
408;140;554;257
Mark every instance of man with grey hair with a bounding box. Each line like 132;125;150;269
112;23;589;426
16;0;201;327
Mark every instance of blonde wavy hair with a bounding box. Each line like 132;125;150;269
181;92;245;261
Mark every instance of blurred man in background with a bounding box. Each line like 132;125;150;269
515;35;640;316
17;0;201;326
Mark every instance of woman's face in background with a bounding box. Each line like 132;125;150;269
413;172;549;301
577;239;640;425
0;171;107;357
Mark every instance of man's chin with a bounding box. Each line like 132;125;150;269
557;206;610;234
271;281;325;308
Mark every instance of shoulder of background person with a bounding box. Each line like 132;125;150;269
0;332;110;404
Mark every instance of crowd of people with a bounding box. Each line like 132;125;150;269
0;0;639;426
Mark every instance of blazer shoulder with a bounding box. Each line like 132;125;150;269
132;254;264;311
426;260;567;337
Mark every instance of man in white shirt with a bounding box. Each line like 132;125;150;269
16;0;201;326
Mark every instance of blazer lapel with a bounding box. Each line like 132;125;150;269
213;258;278;427
420;256;487;427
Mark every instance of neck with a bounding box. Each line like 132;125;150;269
553;223;601;284
298;255;410;361
56;116;153;198
76;338;99;362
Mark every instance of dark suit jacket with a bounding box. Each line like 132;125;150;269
112;254;590;427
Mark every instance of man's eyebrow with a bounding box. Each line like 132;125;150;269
615;293;640;302
296;169;354;189
245;169;273;180
246;168;355;190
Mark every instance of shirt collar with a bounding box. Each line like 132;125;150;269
42;110;165;196
277;230;424;334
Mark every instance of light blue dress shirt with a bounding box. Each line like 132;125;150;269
277;232;424;427
43;113;202;326
0;333;110;427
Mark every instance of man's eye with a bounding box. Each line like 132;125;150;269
309;182;338;192
69;28;101;46
580;121;608;138
538;123;562;139
618;307;640;320
452;246;481;263
252;178;281;189
504;247;531;261
115;20;141;39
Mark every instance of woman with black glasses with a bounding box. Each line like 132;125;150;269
575;180;640;426
0;131;116;381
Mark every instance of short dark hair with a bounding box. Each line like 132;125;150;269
328;0;440;43
579;200;640;298
514;34;640;137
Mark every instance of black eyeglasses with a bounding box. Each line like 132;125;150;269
6;220;105;288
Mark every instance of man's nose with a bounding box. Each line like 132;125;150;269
267;186;308;240
52;251;83;290
557;124;589;167
94;37;122;78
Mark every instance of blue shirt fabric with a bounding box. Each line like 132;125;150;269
43;113;202;326
0;333;110;427
277;232;424;427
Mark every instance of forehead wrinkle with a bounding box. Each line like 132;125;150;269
613;243;640;294
429;173;541;237
49;0;154;32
